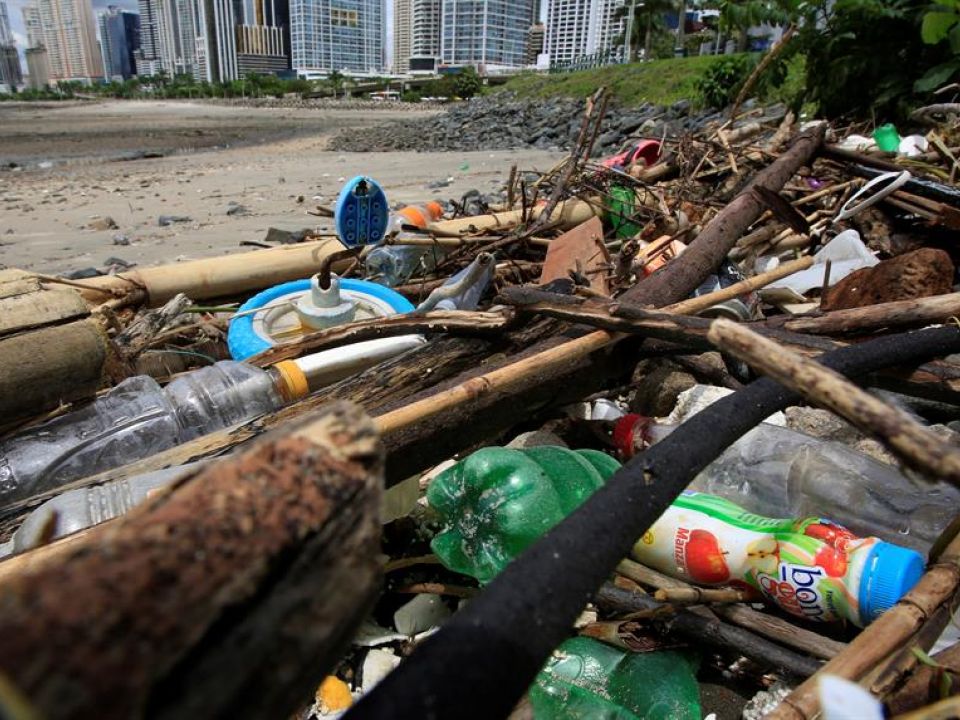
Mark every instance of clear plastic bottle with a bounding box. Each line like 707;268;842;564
0;361;285;507
365;242;444;287
0;462;204;556
612;415;959;553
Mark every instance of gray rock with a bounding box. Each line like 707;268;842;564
112;233;130;246
158;215;192;227
264;227;310;244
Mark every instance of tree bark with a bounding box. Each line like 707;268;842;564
0;402;382;720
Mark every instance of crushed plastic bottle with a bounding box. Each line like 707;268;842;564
366;202;446;287
0;361;286;506
427;446;619;584
529;636;701;720
612;416;958;553
366;244;445;287
428;447;924;626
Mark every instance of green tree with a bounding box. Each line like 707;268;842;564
454;67;482;98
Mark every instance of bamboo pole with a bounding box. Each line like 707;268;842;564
75;237;349;307
708;319;960;484
765;533;960;720
663;256;813;315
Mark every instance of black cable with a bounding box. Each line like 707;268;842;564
348;326;960;720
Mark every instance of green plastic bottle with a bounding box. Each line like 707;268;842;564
529;637;701;720
608;185;643;239
427;446;620;584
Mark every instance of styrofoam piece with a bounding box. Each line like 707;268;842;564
393;594;451;636
899;135;929;157
361;649;401;693
764;230;879;296
819;675;883;720
665;384;786;427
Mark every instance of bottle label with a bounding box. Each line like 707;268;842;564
632;492;875;625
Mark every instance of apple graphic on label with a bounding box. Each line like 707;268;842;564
814;545;848;577
745;536;780;575
684;529;731;584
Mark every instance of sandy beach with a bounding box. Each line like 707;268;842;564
0;100;565;274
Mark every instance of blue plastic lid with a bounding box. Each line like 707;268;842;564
858;541;924;624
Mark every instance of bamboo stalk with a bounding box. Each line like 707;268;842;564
663;256;813;315
707;319;960;484
765;533;960;720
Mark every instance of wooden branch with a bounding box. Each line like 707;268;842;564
654;586;755;605
248;310;514;367
779;293;960;335
707;319;960;484
620;122;826;306
766;532;960;720
616;559;845;661
596;584;823;678
885;642;960;715
0;402;383;720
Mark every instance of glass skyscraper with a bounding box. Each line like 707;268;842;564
440;0;534;70
290;0;383;75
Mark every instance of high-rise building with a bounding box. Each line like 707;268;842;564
526;22;544;64
22;3;44;46
393;0;410;73
410;0;439;63
544;0;623;65
0;1;11;44
34;0;104;82
99;6;141;79
135;0;162;74
289;0;383;76
587;0;625;57
153;0;197;76
25;44;52;86
0;1;20;89
0;43;21;87
195;0;289;82
440;0;534;70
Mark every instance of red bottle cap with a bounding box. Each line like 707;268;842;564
612;414;645;459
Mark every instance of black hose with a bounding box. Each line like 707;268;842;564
348;326;960;720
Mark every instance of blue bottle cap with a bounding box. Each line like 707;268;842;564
858;541;925;624
335;176;388;247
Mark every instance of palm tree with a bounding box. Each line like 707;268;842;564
617;0;679;61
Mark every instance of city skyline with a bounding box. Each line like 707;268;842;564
4;0;556;79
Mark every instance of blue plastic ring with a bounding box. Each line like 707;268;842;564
228;278;415;360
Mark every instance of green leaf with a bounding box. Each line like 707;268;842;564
939;671;953;699
912;646;940;668
915;60;960;92
950;22;960;52
921;10;959;43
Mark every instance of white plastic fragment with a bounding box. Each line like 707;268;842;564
393;594;451;636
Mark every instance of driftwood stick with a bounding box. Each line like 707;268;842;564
707;319;960;484
621;123;826;306
0;402;383;720
780;293;960;335
616;559;845;660
497;287;960;404
885;642;960;715
766;533;960;720
654;586;755;605
893;696;960;720
596;584;823;678
248;310;514;367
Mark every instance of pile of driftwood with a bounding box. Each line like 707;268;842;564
2;89;960;720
